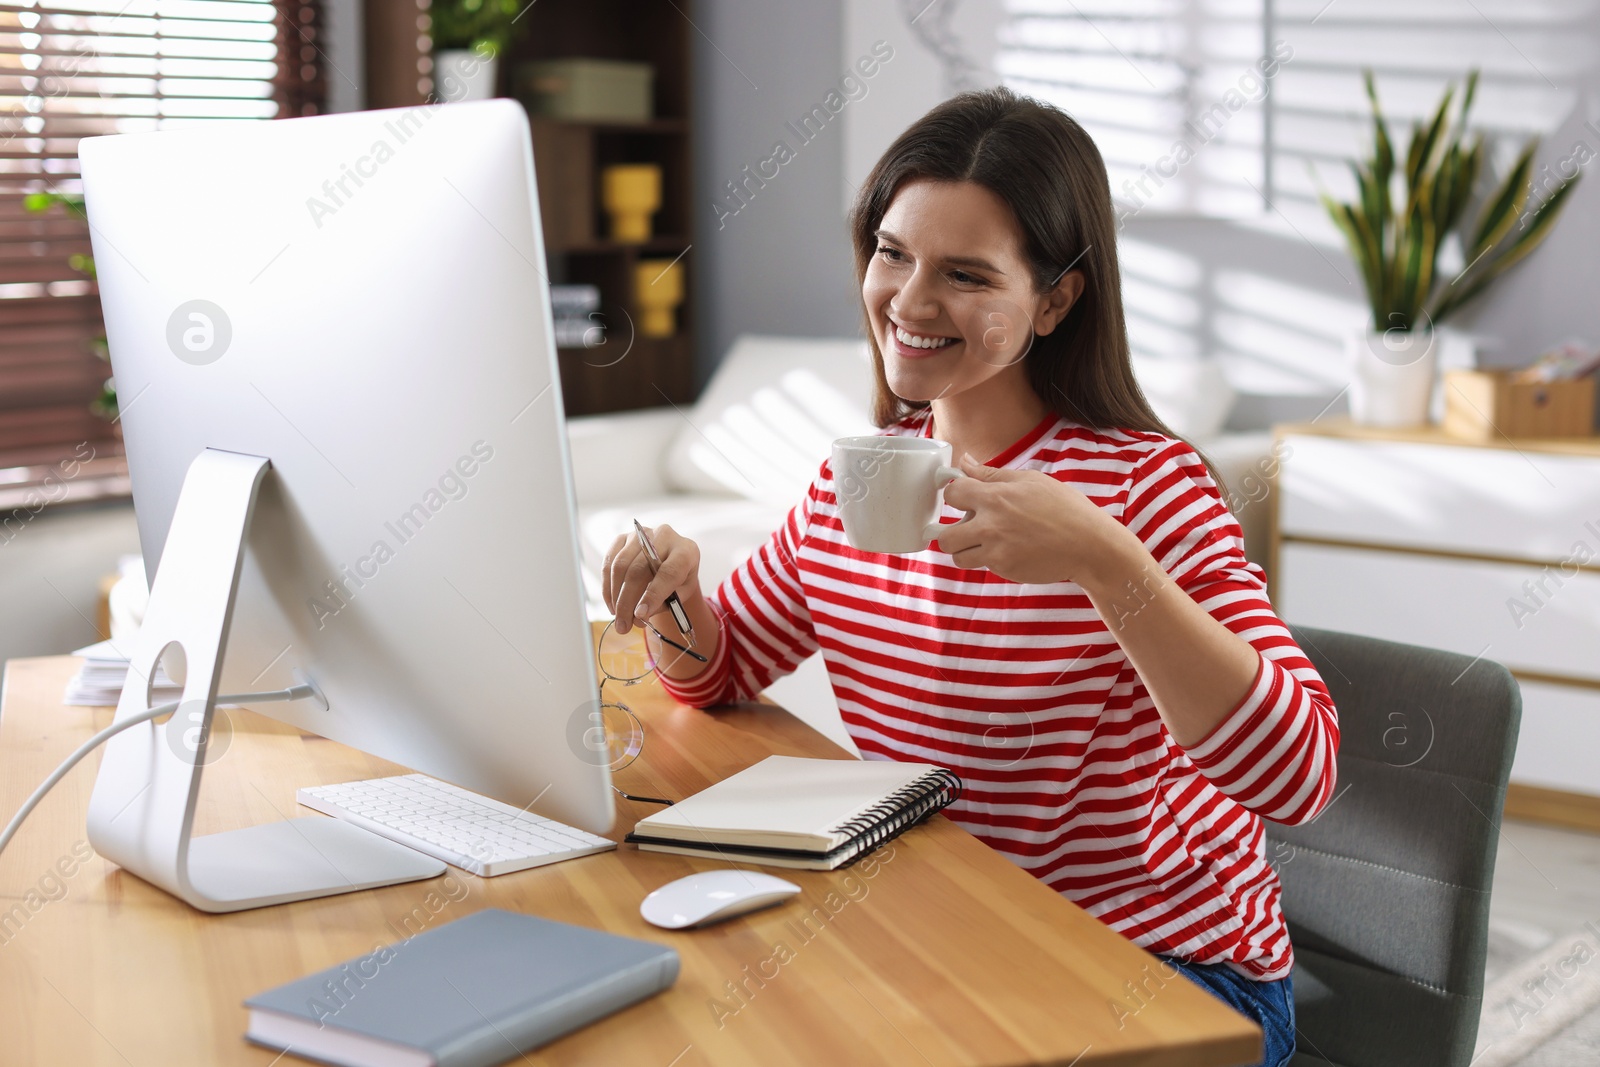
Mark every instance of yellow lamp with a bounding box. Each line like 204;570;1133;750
635;258;684;338
601;164;662;243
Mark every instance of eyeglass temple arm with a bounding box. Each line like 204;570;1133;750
613;786;674;806
647;623;708;663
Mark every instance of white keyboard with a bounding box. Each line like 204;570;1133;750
297;774;615;877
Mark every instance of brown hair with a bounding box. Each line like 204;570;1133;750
849;87;1206;464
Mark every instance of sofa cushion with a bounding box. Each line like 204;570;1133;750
1131;355;1237;441
566;407;687;507
661;335;877;507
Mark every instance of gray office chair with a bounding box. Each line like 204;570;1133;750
1269;626;1521;1067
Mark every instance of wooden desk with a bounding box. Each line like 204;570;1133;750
0;654;1259;1067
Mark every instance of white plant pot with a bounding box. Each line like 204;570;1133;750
434;49;498;103
1347;328;1441;428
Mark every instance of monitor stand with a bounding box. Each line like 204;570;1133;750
85;448;445;913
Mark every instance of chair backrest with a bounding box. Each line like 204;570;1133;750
1272;626;1521;1067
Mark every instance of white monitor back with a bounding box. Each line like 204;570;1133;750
79;100;613;832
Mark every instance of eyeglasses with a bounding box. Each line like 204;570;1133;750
590;617;708;805
597;616;706;686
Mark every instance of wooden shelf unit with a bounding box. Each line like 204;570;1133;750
507;0;697;417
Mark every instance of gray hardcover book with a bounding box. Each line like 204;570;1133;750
245;909;679;1067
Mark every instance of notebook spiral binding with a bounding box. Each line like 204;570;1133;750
827;767;963;865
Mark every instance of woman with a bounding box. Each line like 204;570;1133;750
603;87;1334;1066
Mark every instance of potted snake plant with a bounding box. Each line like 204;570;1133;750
1321;70;1579;427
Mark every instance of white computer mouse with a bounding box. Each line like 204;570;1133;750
639;870;801;930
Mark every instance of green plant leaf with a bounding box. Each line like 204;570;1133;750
1403;120;1427;211
1449;135;1483;231
1498;171;1580;266
431;0;523;54
1431;142;1459;237
1363;69;1394;193
1351;161;1386;252
1397;198;1437;327
1403;83;1455;214
1460;69;1480;123
1355;71;1393;266
91;377;117;422
1354;205;1387;322
22;190;87;218
1391;142;1440;323
1433;174;1577;322
1469;140;1535;260
1322;191;1384;323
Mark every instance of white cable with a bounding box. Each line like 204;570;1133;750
0;683;317;860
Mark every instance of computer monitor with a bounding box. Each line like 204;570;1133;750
77;100;614;911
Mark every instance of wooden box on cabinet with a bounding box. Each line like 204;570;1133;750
1442;368;1596;441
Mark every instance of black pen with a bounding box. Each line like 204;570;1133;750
633;519;696;647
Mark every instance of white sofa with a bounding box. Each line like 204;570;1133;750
566;335;1276;752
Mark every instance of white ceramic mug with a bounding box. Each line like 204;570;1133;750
831;436;963;554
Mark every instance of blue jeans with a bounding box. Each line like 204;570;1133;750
1161;957;1295;1067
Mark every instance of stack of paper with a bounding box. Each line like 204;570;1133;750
65;639;182;707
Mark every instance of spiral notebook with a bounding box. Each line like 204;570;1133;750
624;755;961;870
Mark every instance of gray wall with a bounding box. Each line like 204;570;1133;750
323;0;366;114
0;503;140;666
691;1;862;385
1464;89;1600;367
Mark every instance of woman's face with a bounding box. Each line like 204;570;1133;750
862;178;1080;406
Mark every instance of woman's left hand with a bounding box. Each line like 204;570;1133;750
936;452;1142;586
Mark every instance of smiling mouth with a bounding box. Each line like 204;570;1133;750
891;324;958;351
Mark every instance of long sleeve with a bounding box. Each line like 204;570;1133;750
1119;439;1340;826
654;471;822;708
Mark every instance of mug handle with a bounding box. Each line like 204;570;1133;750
923;466;965;545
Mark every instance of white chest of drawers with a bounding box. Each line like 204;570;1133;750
1270;419;1600;825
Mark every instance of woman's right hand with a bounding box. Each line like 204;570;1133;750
602;523;703;635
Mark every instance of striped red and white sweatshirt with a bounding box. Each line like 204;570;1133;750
658;410;1339;980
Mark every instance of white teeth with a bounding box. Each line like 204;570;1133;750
894;326;955;350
